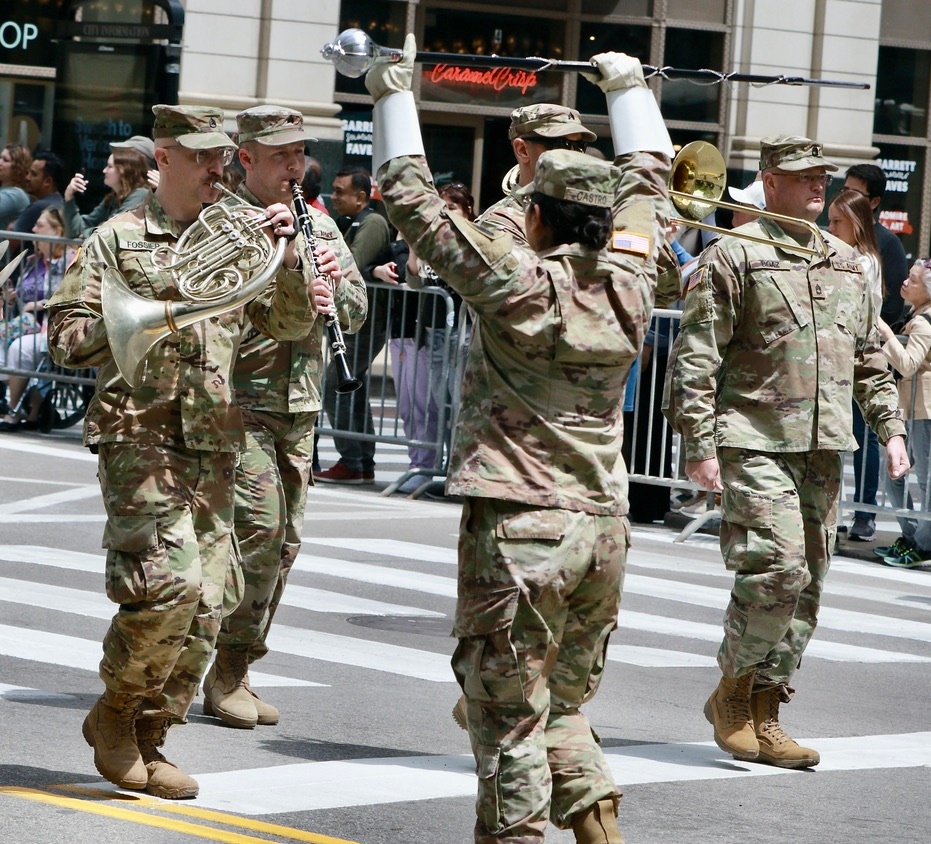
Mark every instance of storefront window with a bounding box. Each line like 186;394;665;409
420;11;564;108
874;46;930;138
873;143;924;260
575;23;651;117
667;0;727;24
335;0;408;98
661;28;724;124
581;1;653;15
423;123;474;188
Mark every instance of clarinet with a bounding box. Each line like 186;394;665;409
289;180;362;394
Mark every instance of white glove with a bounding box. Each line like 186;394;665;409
582;52;647;93
365;33;416;103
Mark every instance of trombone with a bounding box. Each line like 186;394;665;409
668;141;829;259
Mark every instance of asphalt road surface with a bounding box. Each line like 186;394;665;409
1;429;930;843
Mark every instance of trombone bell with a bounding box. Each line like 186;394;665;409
667;141;829;259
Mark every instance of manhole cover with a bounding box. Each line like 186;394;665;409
346;615;451;637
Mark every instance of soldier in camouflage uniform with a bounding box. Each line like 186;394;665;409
46;105;318;799
202;105;367;729
663;136;909;769
478;104;596;243
366;37;677;844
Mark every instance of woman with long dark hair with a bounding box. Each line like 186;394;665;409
0;144;32;229
63;147;151;239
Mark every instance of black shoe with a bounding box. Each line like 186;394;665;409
849;515;876;542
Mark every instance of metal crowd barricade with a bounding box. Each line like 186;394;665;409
0;228;95;431
316;280;461;493
624;307;931;543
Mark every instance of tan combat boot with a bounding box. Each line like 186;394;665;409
750;685;820;768
703;672;759;761
242;673;279;726
81;690;147;789
571;796;625;844
135;715;199;799
202;646;258;728
451;695;467;731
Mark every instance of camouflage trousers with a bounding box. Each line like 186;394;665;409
717;447;840;686
97;442;236;719
451;497;627;843
217;409;317;663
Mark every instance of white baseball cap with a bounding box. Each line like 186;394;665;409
728;181;766;210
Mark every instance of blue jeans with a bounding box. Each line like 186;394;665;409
886;419;931;551
852;403;879;520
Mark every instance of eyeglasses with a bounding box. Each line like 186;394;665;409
164;145;234;167
519;135;588;154
843;186;870;198
773;173;833;188
518;192;537;210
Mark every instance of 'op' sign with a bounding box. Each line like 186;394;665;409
0;20;39;50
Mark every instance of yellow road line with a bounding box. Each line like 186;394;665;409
1;786;361;844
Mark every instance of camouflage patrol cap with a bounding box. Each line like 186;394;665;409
514;149;616;207
508;103;597;142
236;105;315;145
760;135;838;172
151;104;234;150
110;135;156;163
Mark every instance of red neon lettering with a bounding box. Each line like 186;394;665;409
429;64;538;95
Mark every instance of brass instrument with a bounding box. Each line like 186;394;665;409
102;183;287;387
320;28;869;89
668;141;830;259
288;179;362;394
500;164;520;195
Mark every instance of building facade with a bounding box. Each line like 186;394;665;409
0;0;928;256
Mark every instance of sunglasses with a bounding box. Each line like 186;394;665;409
773;173;833;188
519;135;589;154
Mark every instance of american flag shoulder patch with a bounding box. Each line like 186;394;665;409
611;231;651;256
686;266;706;292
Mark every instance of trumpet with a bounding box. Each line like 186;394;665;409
668;141;830;259
289;180;362;394
102;183;287;387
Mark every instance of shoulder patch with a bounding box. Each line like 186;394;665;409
611;231;651;256
686;266;706;292
832;258;862;273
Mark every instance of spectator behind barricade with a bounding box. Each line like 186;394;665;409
370;233;440;495
0;206;75;431
874;259;931;567
314;166;391;485
0;144;32;229
110;135;159;190
624;218;689;523
62;147;151;239
728;177;766;228
11;151;65;241
406;182;473;493
844;163;908;328
303;155;329;216
828;189;884;542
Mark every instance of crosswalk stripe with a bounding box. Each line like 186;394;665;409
0;683;76;702
0;576;451;683
0;625;323;689
99;730;931;815
4;549;927;668
302;538;931;645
